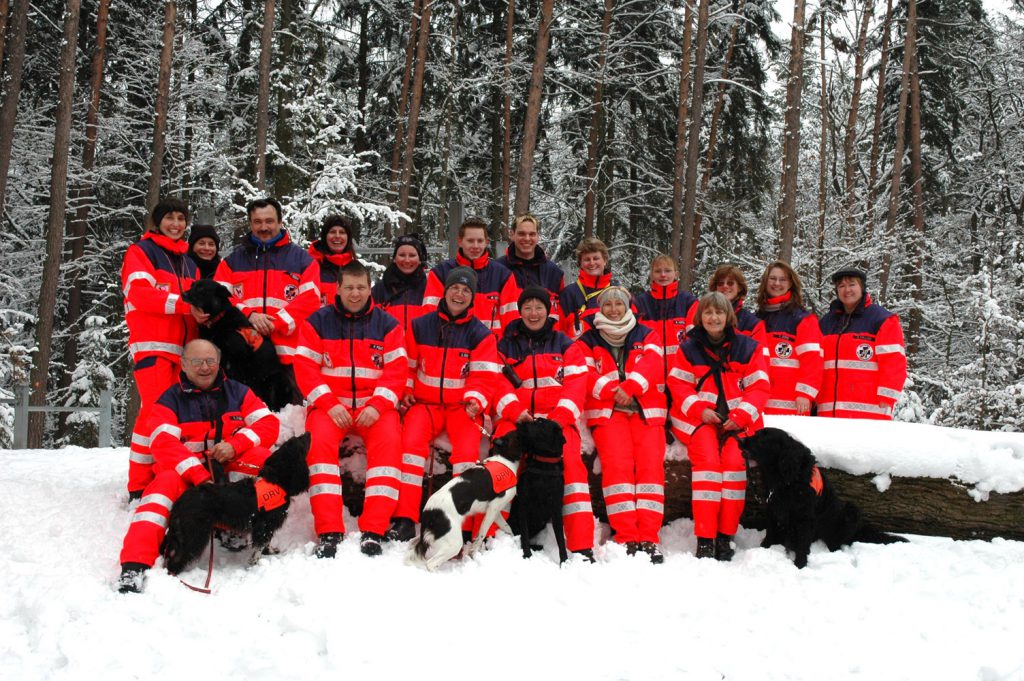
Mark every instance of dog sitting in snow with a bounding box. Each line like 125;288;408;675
507;418;569;563
406;422;535;571
161;433;311;574
740;427;905;568
182;278;293;411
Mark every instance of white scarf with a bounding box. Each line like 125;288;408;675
593;309;637;347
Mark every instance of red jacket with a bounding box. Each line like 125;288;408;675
121;232;199;361
574;323;667;426
495;245;565;325
307;241;353;307
635;281;699;385
817;294;906;419
494;319;587;428
371;266;429;341
147;373;280;487
757;292;824;414
406;305;502;410
685;297;768;357
423;251;519;337
214;231;321;364
667;327;771;442
559;272;614;339
294;299;408;414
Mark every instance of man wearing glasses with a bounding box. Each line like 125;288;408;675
116;339;280;593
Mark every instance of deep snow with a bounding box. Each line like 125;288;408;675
2;417;1024;680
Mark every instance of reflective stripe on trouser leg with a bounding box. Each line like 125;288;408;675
687;426;725;539
593;412;639;544
357;410;402;535
717;437;747;536
306;409;347;535
560;425;594;552
119;471;187;567
128;358;178;492
632;416;667;544
394;404;444;522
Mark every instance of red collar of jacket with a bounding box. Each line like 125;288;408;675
143;231;189;255
649;281;679;299
456;249;490;270
731;296;747;314
577;271;612;289
761;291;792;313
437;300;474;325
309;241;353;267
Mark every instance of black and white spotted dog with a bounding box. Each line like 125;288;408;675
406;422;541;571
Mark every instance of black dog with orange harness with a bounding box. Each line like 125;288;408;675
161;433;311;576
507;418;569;563
182;278;292;411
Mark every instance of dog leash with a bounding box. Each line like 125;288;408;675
179;440;218;595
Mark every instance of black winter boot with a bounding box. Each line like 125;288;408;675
640;541;665;564
695;538;716;559
359;532;384;557
117;562;148;594
715;534;735;562
384;517;416;542
315;532;344;559
625;541;641;556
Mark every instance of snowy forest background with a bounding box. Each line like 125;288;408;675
1;0;1023;448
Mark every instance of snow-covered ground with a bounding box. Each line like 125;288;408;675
3;419;1024;680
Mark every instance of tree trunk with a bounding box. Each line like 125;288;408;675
692;0;747;251
906;0;924;355
878;0;915;302
254;0;275;191
397;0;432;230
501;0;514;231
583;0;614;238
0;0;30;219
816;14;828;287
669;1;694;268
841;0;875;237
0;0;9;72
776;0;807;263
59;0;110;402
389;0;421;230
512;0;554;216
354;1;370;156
866;0;894;238
146;1;177;213
437;0;461;234
27;0;82;448
679;0;711;283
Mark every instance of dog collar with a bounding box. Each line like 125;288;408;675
529;454;561;464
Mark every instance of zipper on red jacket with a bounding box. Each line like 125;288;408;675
437;322;450;404
348;316;358;410
529;338;539;415
832;313;851;409
261;247;270;314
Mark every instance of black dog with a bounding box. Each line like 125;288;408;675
182;278;293;411
740;427;905;568
507;418;569;563
161;433;311;574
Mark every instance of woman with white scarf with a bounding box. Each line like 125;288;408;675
574;287;668;563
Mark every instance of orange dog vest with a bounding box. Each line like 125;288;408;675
483;459;518;493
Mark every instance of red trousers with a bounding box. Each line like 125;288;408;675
687;425;747;538
495;420;594;552
119;447;272;567
592;412;665;544
393;403;484;522
305;407;402;536
128;357;179;493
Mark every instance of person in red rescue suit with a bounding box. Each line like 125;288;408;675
699;264;768;358
560;237;617;339
755;260;823;415
371;233;430;340
214;197;321;404
386;266;504;542
122;198;206;499
668;292;771;561
294;261;408;559
117;340;280;593
817;266;906;420
492;286;594;559
495;214;565;327
423;216;519;338
574;286;668;563
307;214;356;306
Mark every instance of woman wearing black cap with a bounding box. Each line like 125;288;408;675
186;224;221;279
308;214;356;306
817;266;907;420
371;233;430;339
492;286;595;561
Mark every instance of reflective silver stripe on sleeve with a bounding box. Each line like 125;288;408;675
275;346;296;357
309;483;344;497
128;452;154;464
556;399;582;419
383;348;407;363
139;493;174;510
643;343;664;356
245;408;273;425
464;390;487;407
592;373;615;398
295;346;322;363
670;417;696;435
875;344;905;355
635;483;665;495
744;370;770;386
680;394;701;414
766;399;797;411
722;470;747;482
563;483;591;496
402;453;426;468
236;428;261;446
735;402;759;421
605;501;636;516
562;501;593;516
164;293;180;315
643;407;668;419
175;457;204;476
721;488;746;500
309;463;341;476
131;511;168;528
374;386;399;406
469;361;502;374
499;301;519;315
795;342;821;355
669;367;696;383
401;472;424;486
496;393;518;414
878;386;902;400
306;384;332;404
297;281;319;295
130;341;185;355
795;383;819;398
769;358;799;368
183;441;206;452
126;271;158;290
364;485;400;500
636;499;664;513
628;372;650;392
691;471;723;483
602;483;635;497
366;466;402;481
691;490;722;501
563;365;589;377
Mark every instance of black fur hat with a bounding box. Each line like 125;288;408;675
151;198;189;231
445;266;477;296
188;224;220;250
518;286;551;315
392;233;429;264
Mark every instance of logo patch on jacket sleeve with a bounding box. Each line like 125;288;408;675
284;284;298;301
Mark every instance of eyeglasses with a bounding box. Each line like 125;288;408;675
183;357;219;368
